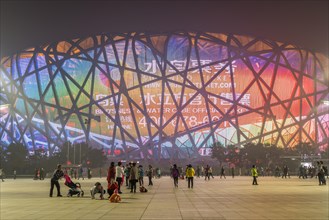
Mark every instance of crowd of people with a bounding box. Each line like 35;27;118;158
48;162;156;201
168;164;257;186
296;162;327;185
13;160;324;201
297;162;328;182
2;160;328;203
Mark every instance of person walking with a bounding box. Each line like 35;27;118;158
49;164;64;197
275;166;281;178
172;164;180;187
115;161;124;194
125;163;132;188
147;165;153;186
282;165;290;178
251;165;258;185
231;167;235;178
40;168;44;180
317;161;327;185
13;169;17;180
204;165;210;181
129;162;139;193
69;168;73;178
78;166;84;180
74;169;77;179
87;168;92;179
0;169;4;182
196;165;201;178
220;166;226;179
209;167;214;179
156;168;161;178
138;165;144;186
186;164;195;189
34;168;38;180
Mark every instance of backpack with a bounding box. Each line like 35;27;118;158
140;186;148;193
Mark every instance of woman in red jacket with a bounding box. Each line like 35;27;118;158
107;162;116;195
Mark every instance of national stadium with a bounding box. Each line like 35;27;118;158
1;32;328;159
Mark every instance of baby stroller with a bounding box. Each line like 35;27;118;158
64;174;84;197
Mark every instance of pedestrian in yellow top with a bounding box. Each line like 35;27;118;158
186;164;195;188
251;165;258;185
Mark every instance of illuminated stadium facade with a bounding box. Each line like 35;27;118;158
0;32;328;159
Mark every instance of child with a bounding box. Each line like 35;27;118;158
138;165;144;186
90;182;105;199
108;181;121;202
109;192;121;203
107;181;119;198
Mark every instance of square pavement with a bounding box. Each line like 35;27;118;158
0;176;328;219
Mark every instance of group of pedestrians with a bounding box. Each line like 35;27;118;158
67;167;85;180
195;165;237;179
170;164;195;188
34;168;45;180
49;162;155;199
107;161;154;194
204;165;215;180
45;162;292;198
298;163;328;181
48;160;328;198
170;163;257;188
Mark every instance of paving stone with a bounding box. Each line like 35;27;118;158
0;176;328;219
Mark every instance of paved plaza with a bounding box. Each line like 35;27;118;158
0;176;328;220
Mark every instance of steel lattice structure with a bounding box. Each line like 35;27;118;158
0;32;328;159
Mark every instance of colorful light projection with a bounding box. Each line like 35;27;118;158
0;32;328;159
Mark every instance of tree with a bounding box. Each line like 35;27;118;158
86;147;107;168
225;144;242;167
29;148;48;170
240;143;277;167
56;142;107;168
294;142;318;155
5;143;29;174
264;144;285;169
211;142;226;166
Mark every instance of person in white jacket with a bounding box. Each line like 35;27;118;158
115;161;124;194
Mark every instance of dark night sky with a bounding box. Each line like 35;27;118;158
0;0;328;58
